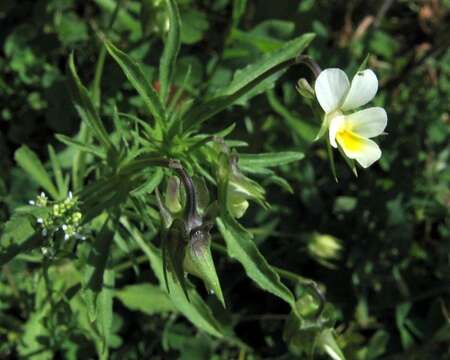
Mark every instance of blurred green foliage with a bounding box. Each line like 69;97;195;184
1;0;450;359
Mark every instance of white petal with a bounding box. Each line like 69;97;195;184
341;69;378;111
315;68;350;113
346;107;387;138
328;115;346;148
336;131;382;168
354;139;382;168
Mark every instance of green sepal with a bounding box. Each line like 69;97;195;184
314;112;331;141
283;293;344;358
165;176;183;214
164;218;190;301
218;152;268;218
326;137;338;183
183;227;226;307
356;53;371;72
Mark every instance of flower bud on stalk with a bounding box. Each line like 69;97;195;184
156;160;224;306
296;78;315;100
221;153;267;219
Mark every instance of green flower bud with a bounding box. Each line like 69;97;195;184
36;192;48;207
183;224;225;307
52;204;61;217
227;188;249;219
72;211;82;224
165;176;183;214
308;233;342;268
296;78;315;100
317;329;345;360
226;155;267;218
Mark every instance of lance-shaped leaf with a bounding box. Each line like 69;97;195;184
182;33;315;130
217;215;295;307
56;134;106;159
115;283;176;315
15;146;59;199
159;0;181;102
0;218;44;267
238;151;304;169
104;38;165;126
123;220;228;338
97;265;115;356
48;144;67;199
82;219;114;322
68;54;114;151
267;88;317;144
216;153;295;307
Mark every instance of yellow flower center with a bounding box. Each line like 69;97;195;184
336;128;363;152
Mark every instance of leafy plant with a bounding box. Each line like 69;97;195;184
1;0;449;359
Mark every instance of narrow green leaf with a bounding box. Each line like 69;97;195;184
123;220;228;338
182;33;315;129
97;266;114;356
130;168;164;196
266;89;317;144
221;33;315;97
267;175;294;193
115;283;176;315
92;46;107;108
159;0;181;102
15;145;59;199
83;220;114;322
0;215;44;267
326;138;338;183
232;0;247;26
71;123;91;192
217;215;295;307
56;134;106;159
0;207;46;267
17;308;53;359
93;0;140;33
68;53;114;151
48;145;67;199
104;39;165;126
238;151;304;169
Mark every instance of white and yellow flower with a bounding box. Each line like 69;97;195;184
314;68;387;168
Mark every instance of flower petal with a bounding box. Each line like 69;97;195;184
341;69;378;111
346;107;387;138
328;115;346;148
336;131;382;168
315;68;350;113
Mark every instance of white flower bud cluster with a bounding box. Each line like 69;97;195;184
30;191;86;242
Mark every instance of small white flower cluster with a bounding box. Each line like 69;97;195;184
29;192;48;207
30;191;86;242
